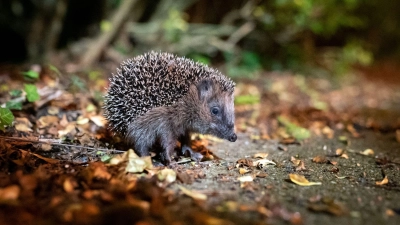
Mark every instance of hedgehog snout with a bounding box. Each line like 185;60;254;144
228;133;237;142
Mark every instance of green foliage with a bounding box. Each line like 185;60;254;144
9;90;22;97
6;100;22;110
234;95;260;105
24;84;40;102
224;51;262;79
163;9;188;43
0;107;14;131
48;64;62;77
22;70;39;80
278;116;311;140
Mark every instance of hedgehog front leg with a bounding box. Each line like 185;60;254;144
180;133;203;162
160;134;176;165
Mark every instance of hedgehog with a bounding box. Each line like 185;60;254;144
104;51;237;165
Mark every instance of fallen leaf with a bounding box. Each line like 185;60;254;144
76;116;89;125
157;168;176;184
322;126;334;139
0;185;20;201
376;176;389;186
237;175;253;182
125;149;153;173
38;115;59;128
253;153;269;159
396;130;400;143
289;174;322;186
59;114;69;127
295;160;306;171
359;149;374;156
291;156;301;166
340;153;349;159
312;155;327;163
89;115;106;127
236;158;253;167
15;123;33;132
239;168;251;175
308;197;347;216
253;159;276;168
335;148;344;156
63;178;75;193
255;171;268;178
178;185;207;201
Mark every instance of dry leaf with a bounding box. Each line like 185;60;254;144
38;115;59;128
236;158;253;168
322;126;334;139
15;123;33;132
396;130;400;143
178;185;207;201
340;153;349;159
0;185;20;201
253;159;276;168
239;168;251;174
375;176;389;186
253;153;269;159
125;149;153;173
89;115;106;127
291;156;301;166
76;116;89;125
255;172;268;178
360;149;374;156
60;114;69;127
295;160;306;171
289;174;322;186
312;155;327;163
63;178;75;193
157;168;176;184
238;175;253;182
335;148;344;156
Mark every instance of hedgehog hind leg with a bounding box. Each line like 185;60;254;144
159;134;177;165
179;133;203;162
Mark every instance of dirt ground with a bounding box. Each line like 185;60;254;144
176;130;400;225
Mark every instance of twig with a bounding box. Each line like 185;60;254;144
80;0;139;68
0;136;125;154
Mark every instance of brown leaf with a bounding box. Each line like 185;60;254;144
396;130;400;143
290;156;301;166
253;152;269;159
295;160;306;171
236;158;253;167
15;123;33;132
376;176;389;186
322;126;334;139
359;149;374;156
312;155;327;163
335;148;344;156
289;174;322;186
0;185;20;201
178;185;207;201
239;168;251;175
63;178;76;193
308;197;347;216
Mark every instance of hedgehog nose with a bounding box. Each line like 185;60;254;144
228;133;237;142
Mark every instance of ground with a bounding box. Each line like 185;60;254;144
0;65;399;225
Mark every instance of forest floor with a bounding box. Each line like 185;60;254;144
0;62;399;225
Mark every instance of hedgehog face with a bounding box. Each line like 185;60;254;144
196;79;237;142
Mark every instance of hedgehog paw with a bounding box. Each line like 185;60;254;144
181;145;203;162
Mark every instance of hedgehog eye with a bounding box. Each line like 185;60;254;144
211;107;219;115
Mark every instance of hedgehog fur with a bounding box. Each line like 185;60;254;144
104;51;236;164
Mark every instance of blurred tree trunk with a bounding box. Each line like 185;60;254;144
27;0;68;62
80;0;142;68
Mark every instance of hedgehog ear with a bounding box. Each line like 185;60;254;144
197;79;214;101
